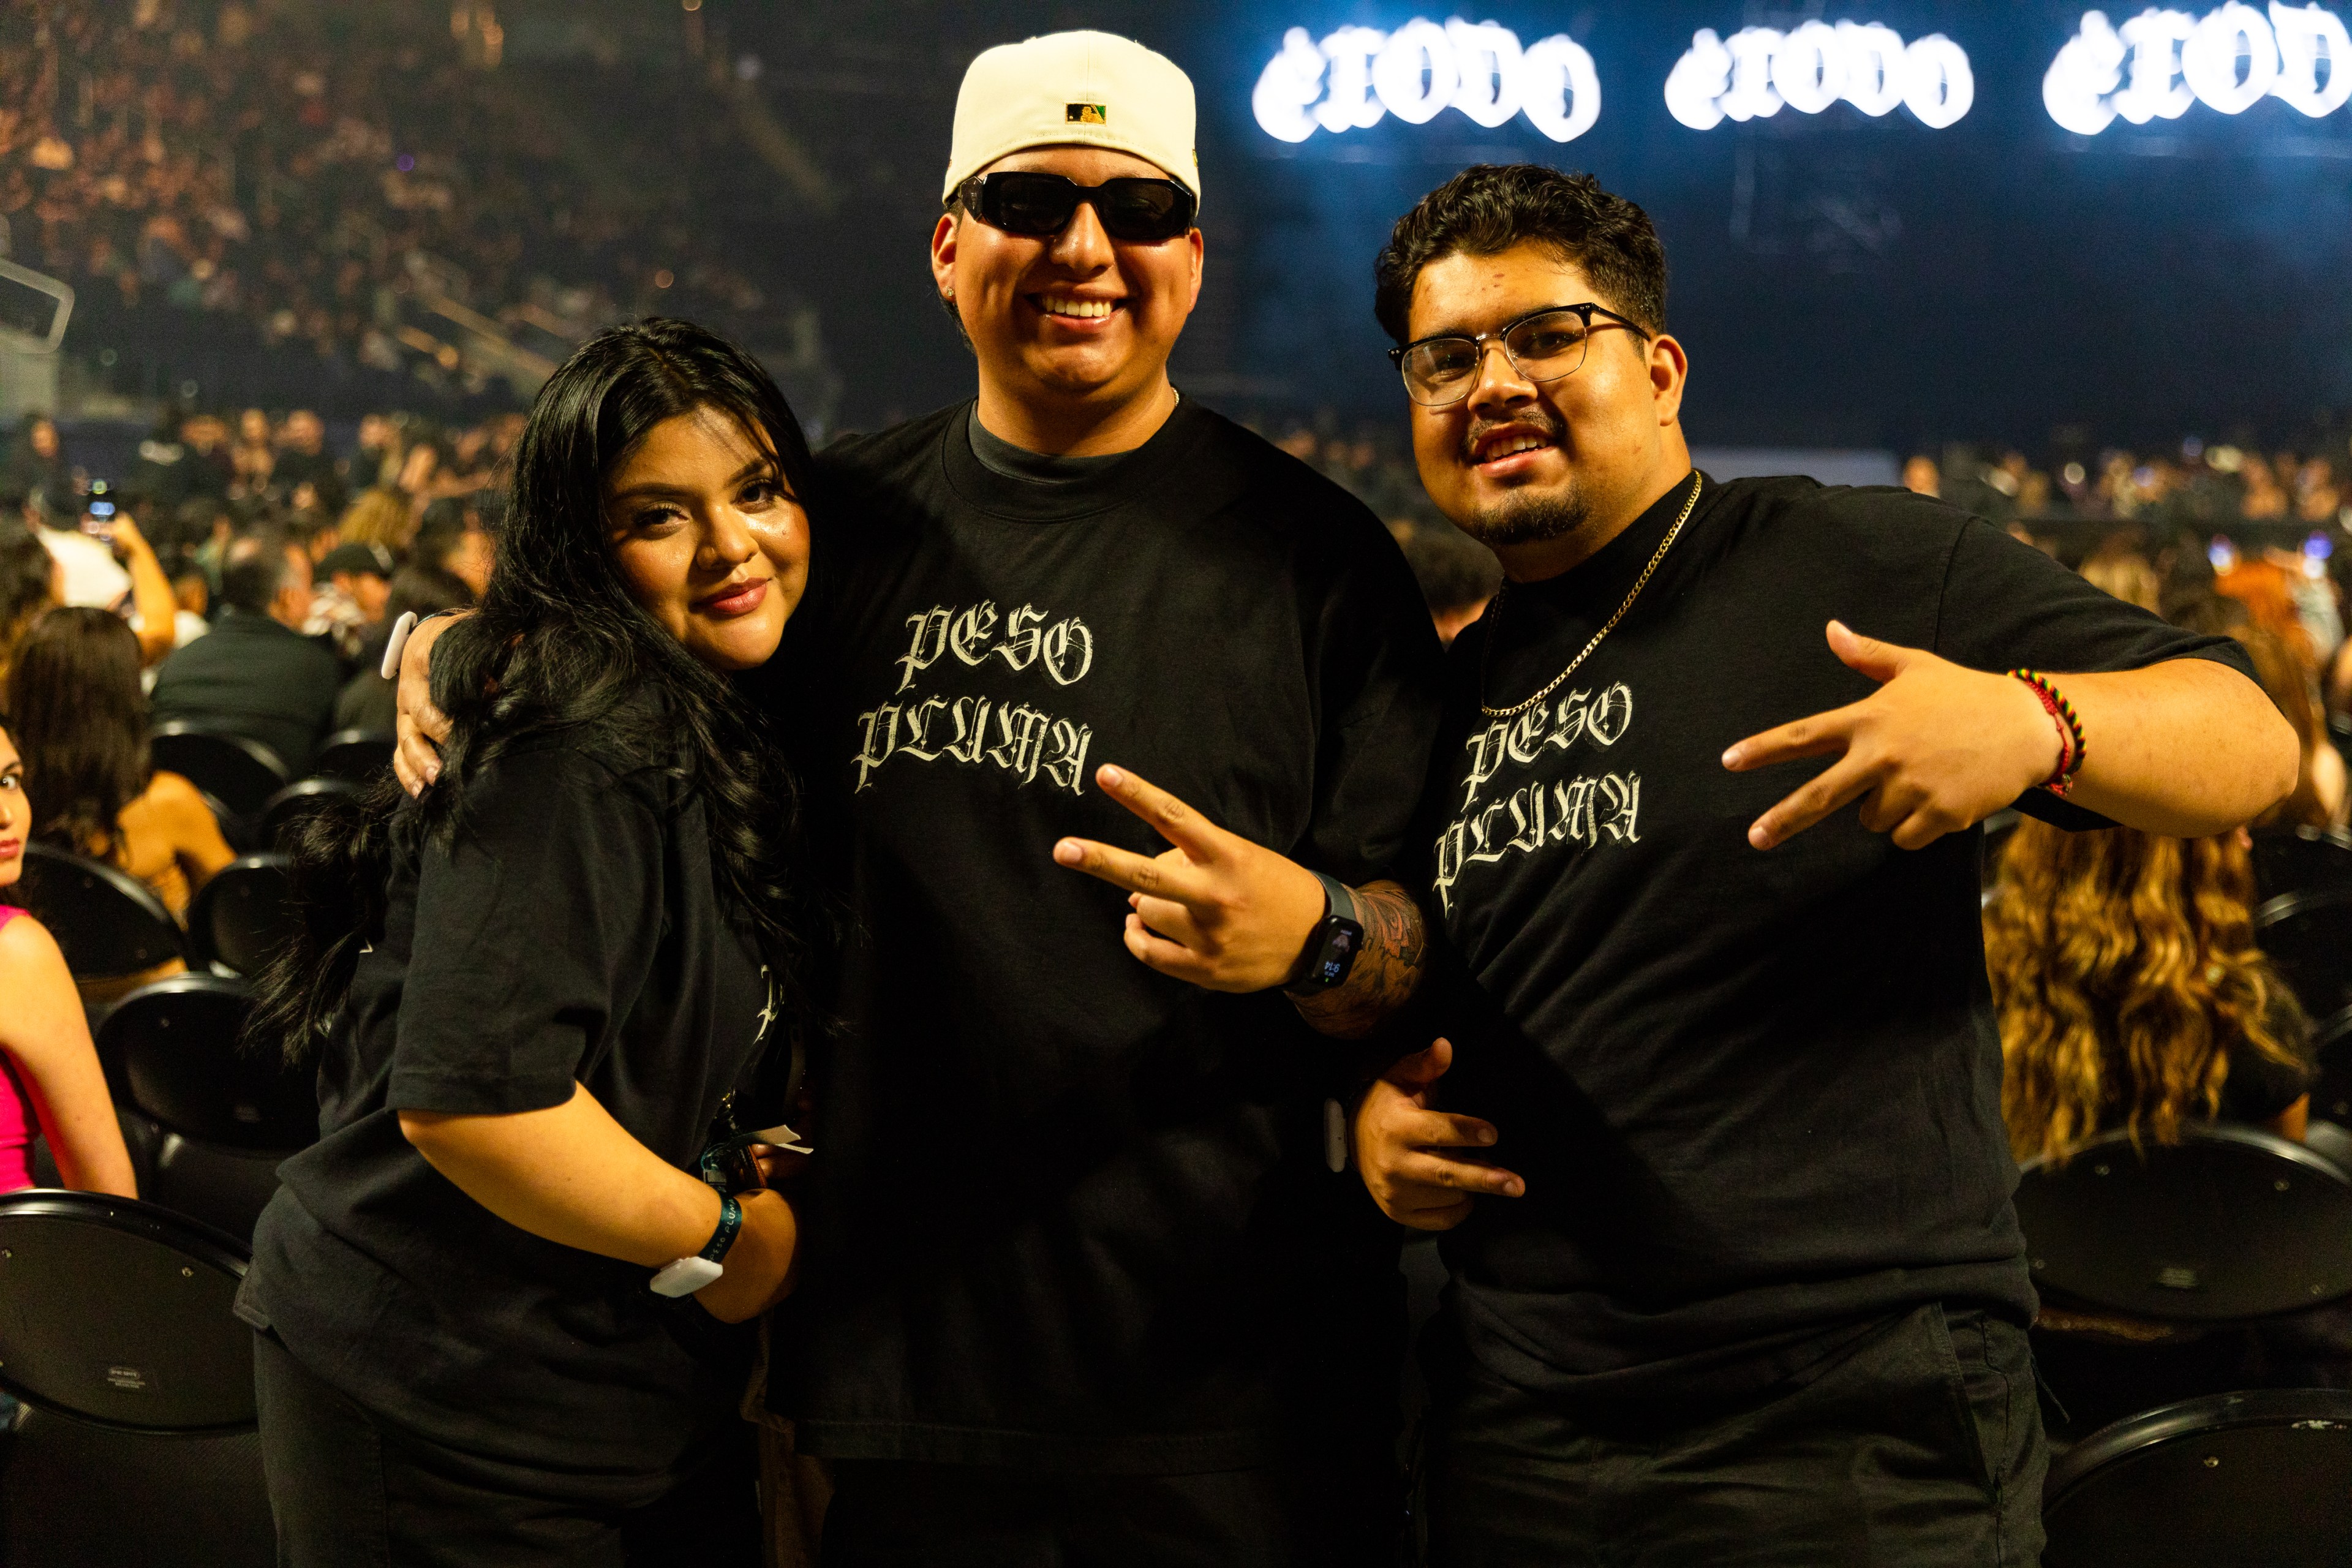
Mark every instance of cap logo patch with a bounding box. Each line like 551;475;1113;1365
1066;103;1109;124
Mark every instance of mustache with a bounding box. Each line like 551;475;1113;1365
1459;407;1565;465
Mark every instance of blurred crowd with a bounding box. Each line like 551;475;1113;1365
1904;437;2352;533
0;0;772;385
0;404;503;839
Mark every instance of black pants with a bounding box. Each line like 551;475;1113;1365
819;1448;1403;1568
252;1330;761;1568
1423;1303;2048;1568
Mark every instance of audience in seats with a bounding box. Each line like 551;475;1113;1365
149;529;343;775
0;718;139;1197
334;487;415;558
409;496;496;601
306;543;393;663
1986;819;2313;1161
7;607;233;919
2231;622;2348;831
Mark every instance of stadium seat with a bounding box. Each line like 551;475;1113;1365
93;976;315;1241
308;728;396;784
186;854;297;977
2251;824;2352;904
10;842;184;981
2040;1388;2352;1568
2016;1125;2352;1321
0;1189;271;1568
259;776;360;850
148;722;291;818
2254;888;2352;1023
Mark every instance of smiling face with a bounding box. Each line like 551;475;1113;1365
930;145;1203;434
0;727;24;889
605;408;809;673
1406;241;1690;579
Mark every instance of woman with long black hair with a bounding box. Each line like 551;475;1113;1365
241;318;819;1565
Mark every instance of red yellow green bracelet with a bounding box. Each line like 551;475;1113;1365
2008;669;2086;797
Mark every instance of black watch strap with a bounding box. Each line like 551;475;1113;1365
1285;871;1366;996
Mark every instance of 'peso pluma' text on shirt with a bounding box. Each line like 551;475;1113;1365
1432;680;1642;914
853;600;1096;796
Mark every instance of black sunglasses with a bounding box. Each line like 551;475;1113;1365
958;172;1197;244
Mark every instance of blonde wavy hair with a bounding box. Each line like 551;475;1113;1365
1984;818;2306;1164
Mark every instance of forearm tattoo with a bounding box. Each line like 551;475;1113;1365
1293;878;1427;1040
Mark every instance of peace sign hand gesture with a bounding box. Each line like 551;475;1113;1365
1723;620;2062;851
1052;764;1329;993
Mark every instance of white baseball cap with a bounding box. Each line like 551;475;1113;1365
942;30;1200;209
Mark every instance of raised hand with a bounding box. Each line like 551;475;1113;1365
1722;620;2062;851
1354;1038;1523;1231
1051;764;1327;993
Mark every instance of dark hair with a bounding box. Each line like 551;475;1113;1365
1373;164;1668;344
385;562;474;618
5;606;149;859
0;521;54;675
249;318;820;1063
220;529;299;615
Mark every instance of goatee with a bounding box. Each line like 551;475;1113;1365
1462;486;1589;547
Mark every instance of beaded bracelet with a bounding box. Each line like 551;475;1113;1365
2008;669;2087;796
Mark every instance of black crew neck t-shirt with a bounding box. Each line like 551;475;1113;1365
241;729;774;1501
1418;473;2255;1420
766;397;1444;1471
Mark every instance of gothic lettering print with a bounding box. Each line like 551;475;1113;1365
1433;681;1642;914
857;600;1097;796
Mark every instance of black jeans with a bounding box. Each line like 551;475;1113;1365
253;1330;761;1568
1423;1303;2048;1568
819;1448;1403;1568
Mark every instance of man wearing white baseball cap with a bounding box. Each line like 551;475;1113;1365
398;28;1441;1559
760;28;1442;1566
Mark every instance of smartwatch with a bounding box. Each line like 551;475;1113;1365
1284;871;1365;997
650;1193;742;1298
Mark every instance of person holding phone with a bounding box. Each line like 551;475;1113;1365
239;318;820;1566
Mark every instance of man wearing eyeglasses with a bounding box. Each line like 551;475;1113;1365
1060;163;2298;1562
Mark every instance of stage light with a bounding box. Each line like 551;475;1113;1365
1663;20;1976;129
2045;3;2352;129
1250;18;1601;143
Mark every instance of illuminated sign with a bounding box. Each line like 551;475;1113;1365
2044;4;2351;132
1664;21;1975;129
1252;19;1602;143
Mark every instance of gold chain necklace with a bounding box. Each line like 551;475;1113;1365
1477;472;1704;720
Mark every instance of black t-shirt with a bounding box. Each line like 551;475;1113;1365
765;398;1443;1471
1419;473;2256;1420
241;730;774;1500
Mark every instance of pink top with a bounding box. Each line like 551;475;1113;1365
0;905;32;1191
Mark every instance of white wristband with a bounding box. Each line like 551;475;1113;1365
379;610;419;680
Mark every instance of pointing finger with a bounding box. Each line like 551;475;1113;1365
1052;836;1213;902
1722;703;1863;773
1094;765;1230;860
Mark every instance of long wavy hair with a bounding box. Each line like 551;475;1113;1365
248;318;821;1064
5;606;149;861
1984;818;2307;1163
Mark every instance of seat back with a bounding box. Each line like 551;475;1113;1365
2013;1126;2352;1320
0;1189;252;1430
94;977;317;1150
2255;888;2352;1022
2042;1389;2352;1568
2310;1010;2352;1129
11;843;184;979
2252;824;2352;904
146;1134;291;1245
148;723;290;816
258;776;360;851
184;854;296;976
307;728;394;783
0;1405;274;1568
